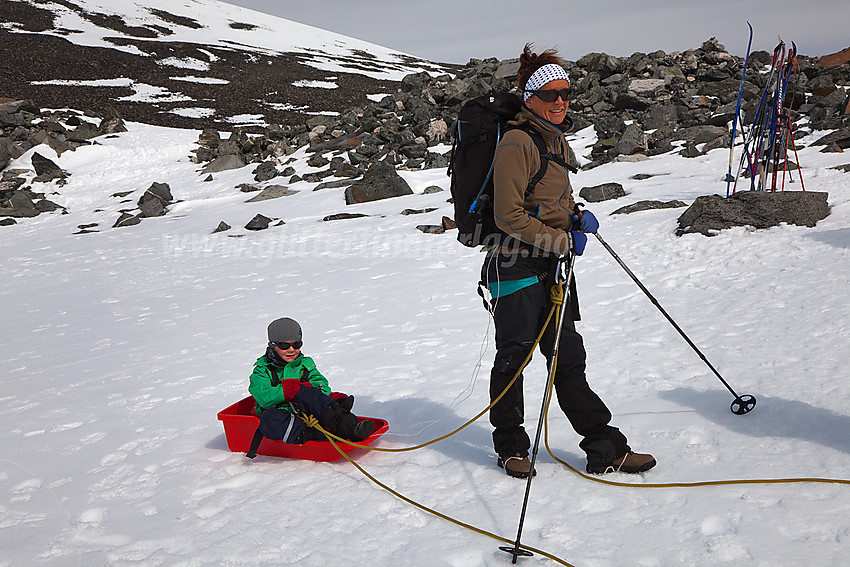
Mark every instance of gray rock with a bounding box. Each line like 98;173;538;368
245;185;298;202
416;224;446;234
344;161;413;205
676;191;830;236
137;182;172;217
31;152;65;181
0;218;17;226
813;126;850;150
612;200;687;215
578;183;627;203
323;213;369;221
212;221;231;233
198;129;222;148
202;154;246;174
113;212;142;228
245;214;274;231
252;161;279;182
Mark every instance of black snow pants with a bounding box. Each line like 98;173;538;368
482;252;630;462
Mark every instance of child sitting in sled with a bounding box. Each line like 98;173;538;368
249;317;374;445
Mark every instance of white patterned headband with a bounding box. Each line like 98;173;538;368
523;63;570;101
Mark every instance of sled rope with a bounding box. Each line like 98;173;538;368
320;417;575;566
297;281;847;567
300;289;560;453
311;277;850;487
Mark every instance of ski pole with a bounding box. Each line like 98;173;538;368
593;232;756;415
500;253;576;564
726;22;753;197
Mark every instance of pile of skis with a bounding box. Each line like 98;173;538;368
727;23;806;196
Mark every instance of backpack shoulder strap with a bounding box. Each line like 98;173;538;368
510;126;579;199
269;365;281;387
522;127;551;198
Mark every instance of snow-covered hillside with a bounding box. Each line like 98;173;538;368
1;0;451;130
2;110;850;565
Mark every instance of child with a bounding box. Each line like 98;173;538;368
248;317;374;446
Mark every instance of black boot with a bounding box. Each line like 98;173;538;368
319;402;374;441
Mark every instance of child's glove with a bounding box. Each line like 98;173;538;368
281;379;313;400
330;392;354;411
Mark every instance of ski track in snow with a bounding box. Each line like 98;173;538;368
1;117;850;566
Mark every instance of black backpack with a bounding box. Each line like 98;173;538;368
448;92;574;248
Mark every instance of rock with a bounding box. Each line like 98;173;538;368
201;154;245;174
245;185;298;202
322;213;369;221
113;212;142;228
401;207;438;215
198;129;222;148
0;218;17;226
817;46;850;69
676;191;829;236
252;161;279;182
212;221;231;233
642;105;679;130
136;182;172;217
628;78;667;97
313;179;353;191
31;152;65;181
66;122;100;142
813;126;850;150
98;108;127;134
344;161;413;205
612;200;688;215
416;224;445;234
578;183;627;203
245;214;274;231
615;123;646;155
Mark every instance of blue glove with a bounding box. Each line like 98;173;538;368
570;231;587;255
572;210;599;233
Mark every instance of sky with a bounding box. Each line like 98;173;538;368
222;0;849;63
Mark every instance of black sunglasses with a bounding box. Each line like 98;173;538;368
527;88;572;102
274;340;302;350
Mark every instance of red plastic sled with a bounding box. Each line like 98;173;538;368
217;396;389;462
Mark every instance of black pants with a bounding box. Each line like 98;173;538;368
483;253;629;461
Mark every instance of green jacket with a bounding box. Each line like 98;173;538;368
249;353;331;416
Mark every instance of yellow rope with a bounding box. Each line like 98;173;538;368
305;277;850;488
307;294;559;452
314;417;576;566
291;279;848;567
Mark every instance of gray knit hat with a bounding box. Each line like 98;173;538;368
267;317;302;343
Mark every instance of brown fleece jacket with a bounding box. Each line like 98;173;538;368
492;107;576;255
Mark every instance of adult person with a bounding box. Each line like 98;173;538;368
483;44;656;479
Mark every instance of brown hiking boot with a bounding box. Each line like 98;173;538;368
497;455;537;479
587;451;656;474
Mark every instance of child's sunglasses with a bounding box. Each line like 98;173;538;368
527;88;572;102
274;340;302;350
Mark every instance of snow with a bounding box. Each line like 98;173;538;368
12;0;446;80
3;113;850;566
